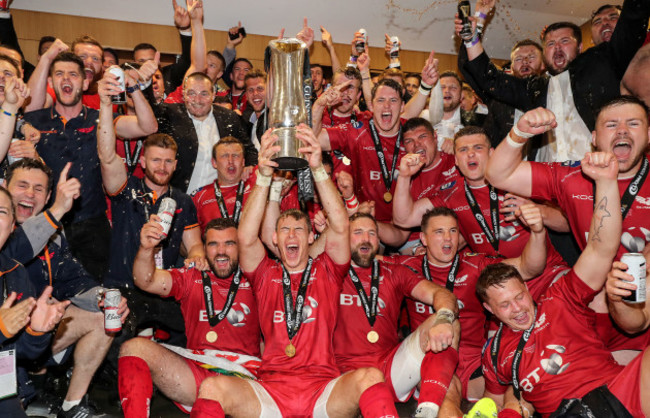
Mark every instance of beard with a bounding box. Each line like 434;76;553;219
351;242;377;268
144;166;172;187
54;86;83;107
208;254;239;279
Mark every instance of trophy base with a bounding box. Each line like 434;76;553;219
271;127;309;171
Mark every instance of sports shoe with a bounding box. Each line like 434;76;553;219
464;397;498;418
56;395;110;418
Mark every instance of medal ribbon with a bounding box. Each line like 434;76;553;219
422;253;459;292
281;258;314;339
201;268;242;327
464;182;500;252
369;120;401;193
490;307;536;400
213;180;245;225
348;259;380;327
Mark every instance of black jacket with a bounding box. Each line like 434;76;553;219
161;32;192;95
155;103;256;192
460;0;650;131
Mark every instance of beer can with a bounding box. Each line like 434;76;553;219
356;28;367;55
621;252;646;303
7;138;23;165
389;36;400;59
103;289;122;332
458;0;474;40
0;1;7;11
157;197;177;238
107;65;127;104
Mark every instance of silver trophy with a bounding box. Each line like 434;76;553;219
267;38;309;170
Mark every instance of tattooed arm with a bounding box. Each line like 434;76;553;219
574;152;621;291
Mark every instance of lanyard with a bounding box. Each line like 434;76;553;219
490;308;536;400
348;259;380;327
327;108;357;127
140;179;172;221
368;120;401;193
464;182;500;252
213;180;245;225
44;246;53;287
123;139;143;175
281;258;313;340
592;156;649;219
201;268;242;327
422;253;459;292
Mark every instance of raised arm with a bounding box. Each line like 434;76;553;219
392;153;434;228
486;107;557;197
96;72;128;195
297;124;350;265
0;78;29;160
574;152;621;290
402;51;438;119
114;56;159;139
320;26;341;74
24;39;68;112
311;78;353;136
181;0;206;78
238;129;281;273
133;216;174;297
504;204;548;280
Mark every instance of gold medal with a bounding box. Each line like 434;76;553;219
383;192;392;203
285;343;296;357
367;330;379;343
206;331;218;343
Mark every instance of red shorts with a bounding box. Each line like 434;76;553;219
260;373;337;416
595;312;650;351
608;346;648;416
457;348;482;399
173;359;219;413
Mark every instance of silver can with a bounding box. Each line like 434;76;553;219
157;197;177;238
355;28;367;55
107;65;127;104
6;138;23;165
621;252;646;303
103;289;122;332
389;36;400;59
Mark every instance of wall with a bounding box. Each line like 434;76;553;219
10;9;508;77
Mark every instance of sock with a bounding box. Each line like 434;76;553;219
118;356;153;418
359;382;398;418
190;398;225;418
498;409;522;418
61;399;81;411
419;348;459;407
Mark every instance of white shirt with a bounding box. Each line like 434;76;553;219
186;111;220;194
433;106;463;150
538;71;593;162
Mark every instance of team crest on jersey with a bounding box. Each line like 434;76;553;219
442;167;457;177
455;274;468;285
540;344;570;375
635;195;650;207
561;160;581;167
352;120;364;129
301;296;319;323
440;180;456;191
535;312;547;329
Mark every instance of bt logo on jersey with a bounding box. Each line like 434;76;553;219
273;296;319;323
